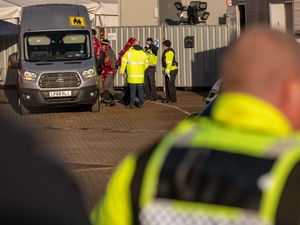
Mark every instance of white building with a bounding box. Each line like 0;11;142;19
119;0;228;26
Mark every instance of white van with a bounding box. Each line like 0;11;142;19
11;4;99;114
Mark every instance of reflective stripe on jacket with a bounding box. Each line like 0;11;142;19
91;93;300;225
120;46;149;84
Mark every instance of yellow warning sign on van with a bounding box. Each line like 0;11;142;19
69;16;85;27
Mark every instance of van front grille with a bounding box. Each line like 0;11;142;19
44;97;77;103
39;72;81;88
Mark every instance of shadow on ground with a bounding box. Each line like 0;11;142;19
3;86;102;115
3;87;18;113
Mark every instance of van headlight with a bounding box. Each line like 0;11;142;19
22;71;37;81
82;68;96;79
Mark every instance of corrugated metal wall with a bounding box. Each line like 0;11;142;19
104;25;229;87
0;18;18;86
0;24;228;87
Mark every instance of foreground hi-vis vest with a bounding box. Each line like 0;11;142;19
120;47;149;84
145;48;158;66
91;117;300;225
137;119;300;225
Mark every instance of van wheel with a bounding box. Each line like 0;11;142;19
18;96;30;115
90;98;100;112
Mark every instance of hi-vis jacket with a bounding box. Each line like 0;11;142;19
145;46;158;67
162;48;178;75
91;92;300;225
119;45;149;84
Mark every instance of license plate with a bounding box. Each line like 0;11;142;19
49;91;72;97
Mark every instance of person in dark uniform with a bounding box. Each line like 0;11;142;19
144;38;159;101
161;40;178;103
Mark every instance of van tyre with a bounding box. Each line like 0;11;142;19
90;98;100;112
18;96;30;115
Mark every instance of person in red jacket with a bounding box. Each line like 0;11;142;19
92;28;102;98
98;39;117;106
92;29;101;59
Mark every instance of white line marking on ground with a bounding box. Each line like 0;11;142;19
149;101;192;116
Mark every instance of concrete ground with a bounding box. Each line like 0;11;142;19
0;88;206;212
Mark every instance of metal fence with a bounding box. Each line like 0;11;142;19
0;18;18;86
104;25;229;87
0;24;229;87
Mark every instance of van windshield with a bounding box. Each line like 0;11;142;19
24;30;92;62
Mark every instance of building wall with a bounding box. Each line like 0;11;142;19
119;0;226;26
183;0;227;25
119;0;158;26
159;0;180;24
232;0;268;26
232;0;295;31
294;0;300;31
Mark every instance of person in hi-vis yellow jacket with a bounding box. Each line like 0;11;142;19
162;40;178;103
119;41;149;109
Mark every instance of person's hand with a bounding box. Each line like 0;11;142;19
163;72;170;79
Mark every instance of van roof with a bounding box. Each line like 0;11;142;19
21;4;91;32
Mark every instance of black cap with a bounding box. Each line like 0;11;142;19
92;29;97;35
101;39;110;45
163;40;171;47
146;37;153;42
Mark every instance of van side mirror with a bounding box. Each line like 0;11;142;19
8;52;20;69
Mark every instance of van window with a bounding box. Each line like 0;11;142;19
24;30;91;62
28;36;51;46
63;35;86;44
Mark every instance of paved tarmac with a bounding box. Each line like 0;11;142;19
0;88;206;211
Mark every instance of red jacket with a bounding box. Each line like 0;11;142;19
93;36;101;58
116;37;136;66
99;45;117;80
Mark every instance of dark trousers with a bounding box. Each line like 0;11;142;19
103;74;115;96
165;69;178;102
144;66;157;99
101;74;115;103
123;84;130;105
129;83;144;106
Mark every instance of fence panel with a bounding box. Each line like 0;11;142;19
0;18;19;86
0;24;228;87
104;25;228;87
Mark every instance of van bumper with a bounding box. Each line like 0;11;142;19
19;85;99;108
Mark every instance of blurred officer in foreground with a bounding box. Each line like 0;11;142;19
91;27;300;225
0;113;91;225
